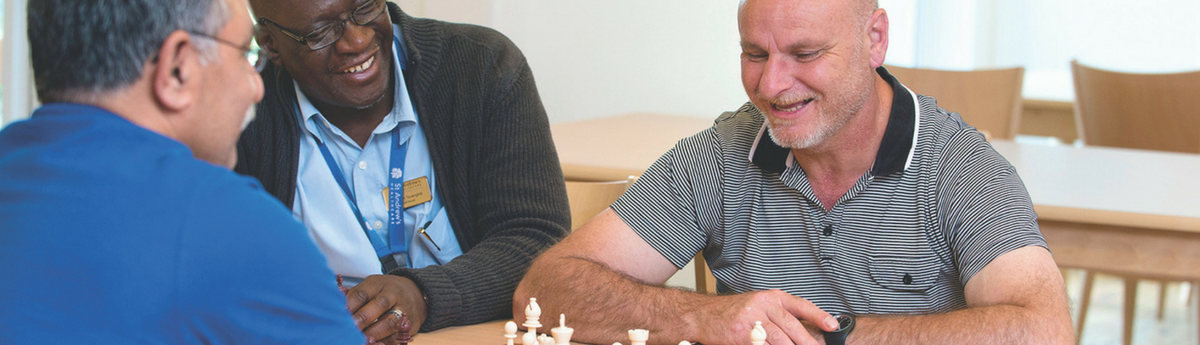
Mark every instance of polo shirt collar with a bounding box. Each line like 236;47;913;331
749;66;919;176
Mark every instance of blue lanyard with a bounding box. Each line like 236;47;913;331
311;128;410;271
308;34;414;273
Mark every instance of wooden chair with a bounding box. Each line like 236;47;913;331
1071;60;1200;153
564;177;636;231
885;65;1025;140
1070;60;1200;345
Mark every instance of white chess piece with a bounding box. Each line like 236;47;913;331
523;298;543;344
522;329;538;345
750;321;767;345
523;298;543;333
678;341;692;345
551;314;574;345
538;333;555;345
504;321;518;345
628;329;649;345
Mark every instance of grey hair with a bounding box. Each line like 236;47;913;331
29;0;231;104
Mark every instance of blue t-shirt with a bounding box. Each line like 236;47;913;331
0;103;363;344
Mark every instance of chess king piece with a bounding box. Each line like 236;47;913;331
550;314;574;345
750;321;767;345
628;329;649;345
505;321;519;345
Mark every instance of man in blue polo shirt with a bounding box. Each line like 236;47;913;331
0;0;368;343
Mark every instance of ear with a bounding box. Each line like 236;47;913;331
152;30;202;112
256;26;285;67
866;8;889;68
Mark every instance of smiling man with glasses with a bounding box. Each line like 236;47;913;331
237;0;569;343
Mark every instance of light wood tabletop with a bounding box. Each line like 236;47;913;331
550;113;1200;281
412;319;587;345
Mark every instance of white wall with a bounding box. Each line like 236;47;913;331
489;0;747;124
398;0;922;124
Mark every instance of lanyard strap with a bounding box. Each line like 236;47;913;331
311;129;409;272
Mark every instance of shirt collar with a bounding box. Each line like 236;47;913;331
749;66;919;176
295;23;413;138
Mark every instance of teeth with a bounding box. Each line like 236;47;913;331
343;56;374;73
774;99;811;112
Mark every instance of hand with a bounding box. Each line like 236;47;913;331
692;289;838;345
346;274;427;344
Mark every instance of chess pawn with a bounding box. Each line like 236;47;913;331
504;321;518;345
628;329;649;345
522;329;538;345
750;321;767;345
550;314;574;345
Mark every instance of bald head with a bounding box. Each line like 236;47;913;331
738;0;878;28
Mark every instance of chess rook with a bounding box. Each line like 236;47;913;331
628;329;649;345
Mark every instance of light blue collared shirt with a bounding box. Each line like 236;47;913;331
292;24;462;280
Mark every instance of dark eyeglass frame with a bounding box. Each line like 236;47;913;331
256;0;386;51
188;31;259;63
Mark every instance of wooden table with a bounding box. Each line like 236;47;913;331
412;319;585;345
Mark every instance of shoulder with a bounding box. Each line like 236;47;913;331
912;94;1012;174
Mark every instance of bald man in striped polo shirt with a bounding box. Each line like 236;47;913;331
514;0;1073;344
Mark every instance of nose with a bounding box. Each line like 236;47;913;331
334;20;375;53
758;55;796;98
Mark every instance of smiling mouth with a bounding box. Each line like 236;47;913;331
773;98;814;112
341;56;375;73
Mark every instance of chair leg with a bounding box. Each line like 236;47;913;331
1124;279;1137;345
1077;271;1095;345
1159;281;1169;320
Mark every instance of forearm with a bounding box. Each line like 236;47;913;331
846;304;1072;345
515;255;705;344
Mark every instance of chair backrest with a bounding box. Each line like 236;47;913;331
1071;60;1200;154
564;177;636;230
885;65;1025;140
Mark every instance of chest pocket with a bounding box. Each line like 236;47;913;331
867;256;943;314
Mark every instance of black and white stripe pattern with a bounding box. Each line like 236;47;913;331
612;71;1046;315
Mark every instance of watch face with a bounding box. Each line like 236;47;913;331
835;314;854;331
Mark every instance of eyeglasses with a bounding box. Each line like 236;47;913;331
188;31;261;65
257;0;387;51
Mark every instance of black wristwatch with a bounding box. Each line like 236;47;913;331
823;313;855;345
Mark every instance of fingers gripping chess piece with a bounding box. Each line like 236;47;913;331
628;329;649;345
750;321;767;345
550;314;574;345
395;311;413;345
504;321;519;345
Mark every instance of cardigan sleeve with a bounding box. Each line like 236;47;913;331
387;19;571;332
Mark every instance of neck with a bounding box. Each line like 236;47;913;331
790;74;894;210
311;76;396;148
94;82;179;141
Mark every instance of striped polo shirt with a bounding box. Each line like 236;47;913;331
611;67;1047;315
